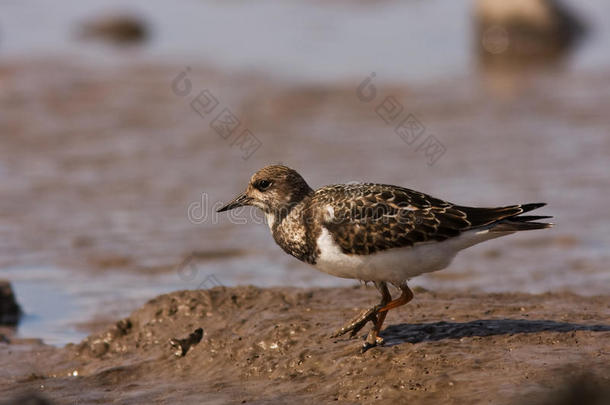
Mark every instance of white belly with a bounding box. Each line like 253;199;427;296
313;227;509;284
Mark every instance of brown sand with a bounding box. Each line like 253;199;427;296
1;286;608;404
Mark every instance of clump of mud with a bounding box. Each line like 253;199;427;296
3;286;603;404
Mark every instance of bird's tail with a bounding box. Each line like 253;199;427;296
489;203;553;232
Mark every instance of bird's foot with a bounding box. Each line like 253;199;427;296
330;306;380;339
361;331;384;353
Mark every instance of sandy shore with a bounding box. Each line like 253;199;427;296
1;286;608;404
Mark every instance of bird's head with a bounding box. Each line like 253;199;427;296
217;165;313;216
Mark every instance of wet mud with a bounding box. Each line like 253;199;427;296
1;286;608;404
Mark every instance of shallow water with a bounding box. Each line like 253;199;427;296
7;260;354;346
1;0;610;83
5;266;189;345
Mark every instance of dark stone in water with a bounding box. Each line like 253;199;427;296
475;0;587;67
78;13;149;45
0;280;21;326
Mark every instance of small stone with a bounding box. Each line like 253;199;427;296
89;339;109;358
169;327;204;357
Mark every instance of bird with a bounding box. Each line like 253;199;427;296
217;165;552;351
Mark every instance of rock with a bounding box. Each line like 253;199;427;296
78;13;149;45
0;280;21;326
475;0;587;64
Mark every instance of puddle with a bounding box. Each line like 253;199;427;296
3;261;353;347
4;266;199;346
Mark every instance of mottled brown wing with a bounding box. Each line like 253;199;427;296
314;184;537;255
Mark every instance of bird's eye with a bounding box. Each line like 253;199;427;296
255;179;272;191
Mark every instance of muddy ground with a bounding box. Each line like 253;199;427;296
1;60;610;404
1;286;609;404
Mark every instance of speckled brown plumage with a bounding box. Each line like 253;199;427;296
309;183;548;257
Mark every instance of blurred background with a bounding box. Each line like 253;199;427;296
1;0;609;345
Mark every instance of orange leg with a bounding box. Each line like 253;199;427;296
363;284;413;351
378;284;414;313
331;281;392;339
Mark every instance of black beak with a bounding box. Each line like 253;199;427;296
217;193;251;212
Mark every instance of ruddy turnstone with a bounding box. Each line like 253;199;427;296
218;165;552;351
